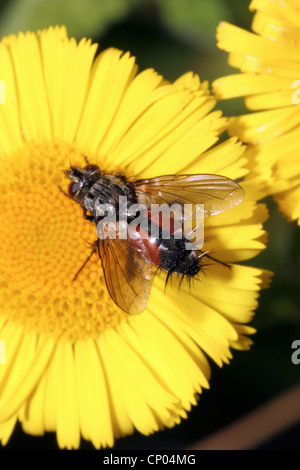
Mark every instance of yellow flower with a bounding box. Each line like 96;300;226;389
213;0;300;225
0;26;269;449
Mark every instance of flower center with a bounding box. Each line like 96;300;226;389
0;142;126;341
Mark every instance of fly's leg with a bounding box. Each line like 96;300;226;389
82;207;94;222
59;186;94;222
58;185;73;199
59;180;97;279
198;250;231;269
72;240;99;281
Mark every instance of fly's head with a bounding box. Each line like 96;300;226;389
65;164;101;202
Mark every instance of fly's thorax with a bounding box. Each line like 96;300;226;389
84;174;137;221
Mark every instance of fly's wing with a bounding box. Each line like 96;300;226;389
134;174;244;217
97;222;153;315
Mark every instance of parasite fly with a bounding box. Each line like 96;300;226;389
62;163;244;315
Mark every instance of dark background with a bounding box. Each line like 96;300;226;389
0;0;299;451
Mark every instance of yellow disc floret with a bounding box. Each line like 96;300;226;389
0;141;125;341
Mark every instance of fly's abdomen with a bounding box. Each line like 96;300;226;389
137;231;200;277
158;237;200;277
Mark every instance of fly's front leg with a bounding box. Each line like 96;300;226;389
58;185;73;199
82;207;94;222
59;186;94;222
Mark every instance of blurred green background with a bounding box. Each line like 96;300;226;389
0;0;299;451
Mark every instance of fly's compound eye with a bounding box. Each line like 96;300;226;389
68;181;81;198
84;164;99;174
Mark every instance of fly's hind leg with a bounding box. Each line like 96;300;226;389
198;250;231;269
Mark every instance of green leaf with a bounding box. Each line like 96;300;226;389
0;0;135;39
157;0;231;45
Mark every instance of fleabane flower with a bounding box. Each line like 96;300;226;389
213;0;300;225
0;26;269;449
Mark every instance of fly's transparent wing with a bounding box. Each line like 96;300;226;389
97;221;153;315
134;174;244;217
